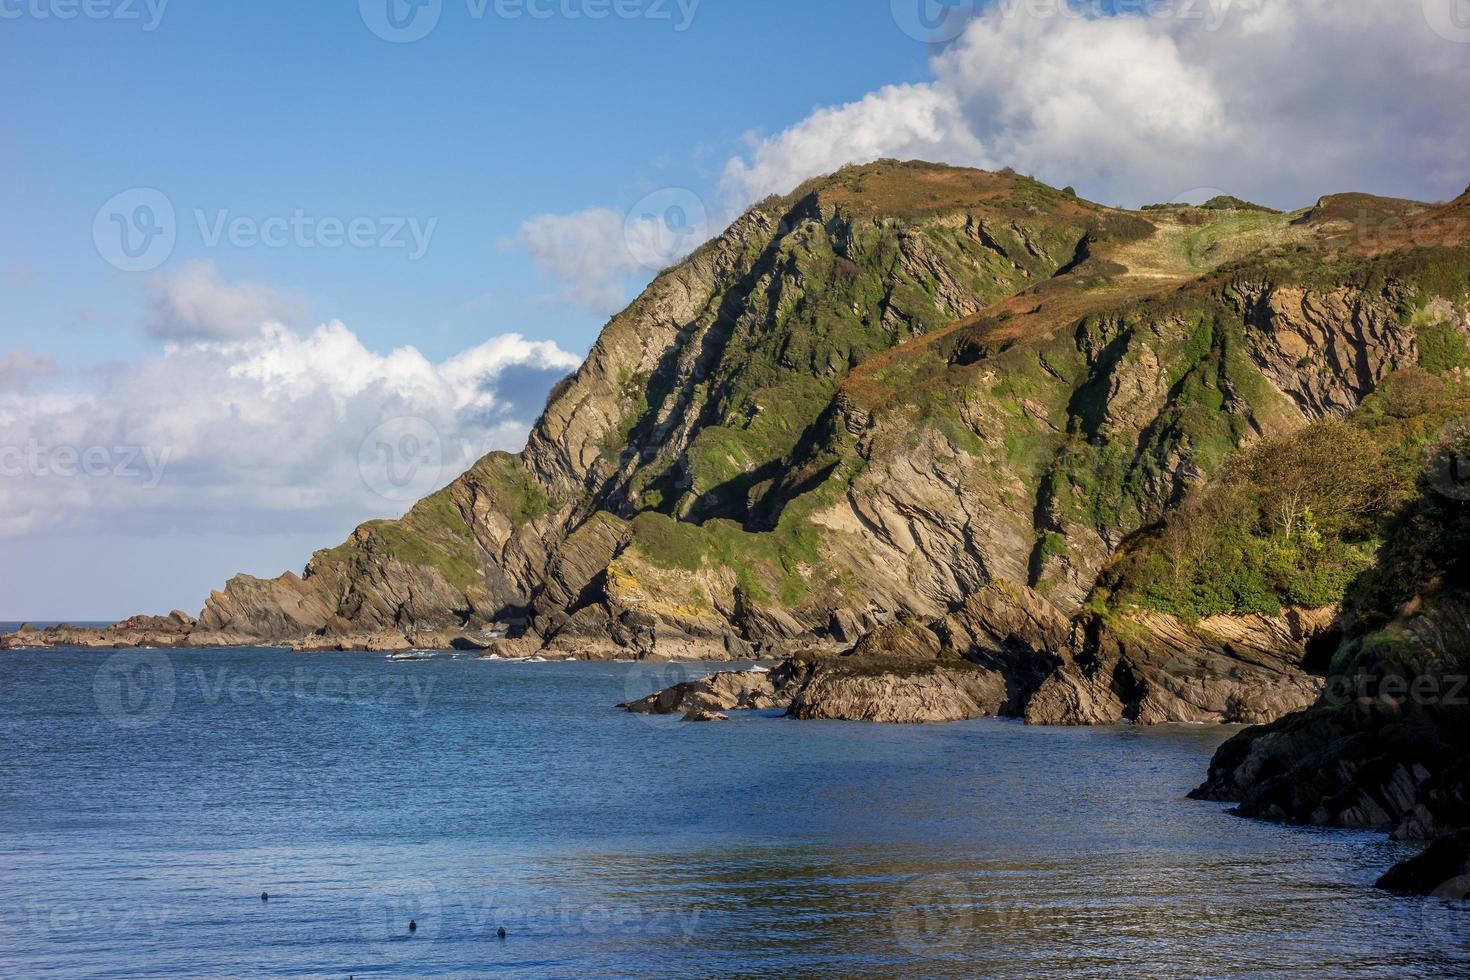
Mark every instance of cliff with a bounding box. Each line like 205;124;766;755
13;164;1470;733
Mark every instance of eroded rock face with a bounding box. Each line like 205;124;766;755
854;584;1331;726
619;656;1010;725
620;663;800;720
619;583;1336;727
1088;609;1333;726
1192;686;1470;839
785;660;1010;724
1191;593;1470;894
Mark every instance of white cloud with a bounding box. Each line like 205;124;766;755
0;323;581;540
146;259;307;340
720;0;1470;209
722;83;986;208
516;190;714;315
515;207;643;315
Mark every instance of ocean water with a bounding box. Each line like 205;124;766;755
0;647;1464;978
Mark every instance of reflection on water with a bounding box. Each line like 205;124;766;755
0;650;1462;977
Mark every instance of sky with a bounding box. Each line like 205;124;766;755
2;0;1468;619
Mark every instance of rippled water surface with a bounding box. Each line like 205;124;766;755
0;647;1463;978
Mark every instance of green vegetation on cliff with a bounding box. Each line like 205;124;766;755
187;162;1470;648
1106;370;1470;619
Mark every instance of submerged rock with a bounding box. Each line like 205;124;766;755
682;708;730;723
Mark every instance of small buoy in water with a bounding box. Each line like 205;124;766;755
497;926;506;939
409;920;417;933
260;892;269;902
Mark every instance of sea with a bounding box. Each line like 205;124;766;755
0;643;1464;978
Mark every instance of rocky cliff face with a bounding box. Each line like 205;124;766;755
17;163;1470;736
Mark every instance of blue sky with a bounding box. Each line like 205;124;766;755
3;0;1468;619
1;0;935;368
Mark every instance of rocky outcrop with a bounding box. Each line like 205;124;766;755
621;662;799;720
785;659;1010;724
2;611;208;649
1231;281;1420;417
1053;608;1333;726
1376;830;1470;895
620;656;1010;724
862;584;1331;725
1191;598;1470;846
622;582;1336;727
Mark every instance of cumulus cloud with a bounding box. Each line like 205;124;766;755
146;259;307;340
515;208;644;314
721;0;1470;209
0;322;581;540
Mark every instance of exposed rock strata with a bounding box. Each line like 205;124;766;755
622;583;1334;726
620;656;1010;725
